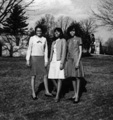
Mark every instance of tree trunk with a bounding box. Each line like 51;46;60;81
16;36;20;46
9;46;13;57
0;43;2;57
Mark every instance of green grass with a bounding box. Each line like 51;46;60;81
0;55;113;120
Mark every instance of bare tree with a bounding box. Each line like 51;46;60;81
0;0;34;56
92;0;113;30
43;14;56;36
0;0;34;27
35;14;56;57
80;18;97;34
35;14;56;37
2;35;18;57
2;34;29;57
104;37;113;55
57;16;73;33
79;18;97;54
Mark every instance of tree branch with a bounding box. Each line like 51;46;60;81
92;0;113;30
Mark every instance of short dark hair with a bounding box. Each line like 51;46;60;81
35;25;46;34
54;27;64;39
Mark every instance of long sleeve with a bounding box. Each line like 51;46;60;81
26;37;32;61
44;39;48;63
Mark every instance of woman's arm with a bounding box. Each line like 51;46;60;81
26;37;33;61
77;45;82;64
60;39;66;69
49;42;54;63
75;39;82;69
44;39;48;67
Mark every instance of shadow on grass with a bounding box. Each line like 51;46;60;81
35;82;45;96
35;77;87;100
61;77;87;98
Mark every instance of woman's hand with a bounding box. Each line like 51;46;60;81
75;62;79;70
45;62;48;67
26;60;30;67
60;63;64;70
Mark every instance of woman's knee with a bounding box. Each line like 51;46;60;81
31;76;36;79
44;74;48;78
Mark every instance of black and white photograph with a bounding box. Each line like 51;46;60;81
0;0;113;120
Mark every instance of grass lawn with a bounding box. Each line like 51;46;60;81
0;55;113;120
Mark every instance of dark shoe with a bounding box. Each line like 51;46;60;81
52;88;57;95
73;100;79;103
31;95;37;100
54;98;60;103
73;97;79;104
45;93;53;97
67;97;75;101
52;92;56;96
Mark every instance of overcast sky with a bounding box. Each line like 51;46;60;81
25;0;113;43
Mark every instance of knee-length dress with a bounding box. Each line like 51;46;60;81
48;40;65;79
65;36;84;78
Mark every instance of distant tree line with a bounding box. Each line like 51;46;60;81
1;0;113;57
0;10;97;57
29;14;97;57
100;38;113;55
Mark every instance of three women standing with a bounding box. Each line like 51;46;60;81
26;25;84;103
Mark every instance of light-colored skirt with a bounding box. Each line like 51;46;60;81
30;56;47;76
48;61;65;79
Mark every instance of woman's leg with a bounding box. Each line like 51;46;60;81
75;78;80;100
43;74;52;95
31;75;36;98
52;79;57;92
73;78;80;102
72;79;77;99
55;79;62;102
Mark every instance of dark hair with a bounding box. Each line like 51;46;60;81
35;25;46;34
67;25;76;37
54;27;64;39
67;24;82;38
91;34;94;37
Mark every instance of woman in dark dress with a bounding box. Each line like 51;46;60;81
65;25;84;103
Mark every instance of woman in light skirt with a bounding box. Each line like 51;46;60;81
48;28;66;102
26;25;52;100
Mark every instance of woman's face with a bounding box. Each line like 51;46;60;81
36;28;42;37
69;29;75;37
54;30;60;38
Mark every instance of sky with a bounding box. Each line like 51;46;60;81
25;0;113;44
